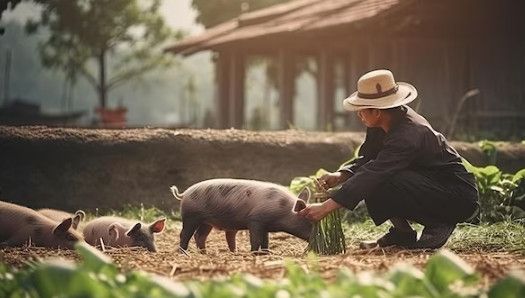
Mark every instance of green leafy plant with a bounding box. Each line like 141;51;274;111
479;140;498;165
463;159;525;223
1;246;523;297
290;169;346;255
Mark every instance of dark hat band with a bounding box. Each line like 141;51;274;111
358;85;399;99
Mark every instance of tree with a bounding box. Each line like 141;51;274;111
26;0;178;108
0;0;24;35
192;0;290;28
0;0;23;17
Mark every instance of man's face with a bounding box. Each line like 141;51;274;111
357;108;381;127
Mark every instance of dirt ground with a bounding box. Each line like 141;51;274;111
1;126;525;288
1;227;524;288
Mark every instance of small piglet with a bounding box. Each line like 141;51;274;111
170;178;312;253
0;201;84;249
83;216;166;252
38;208;86;230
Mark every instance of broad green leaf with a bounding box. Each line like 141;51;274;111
148;274;191;297
425;249;478;294
488;273;525;298
75;241;113;271
389;264;439;297
513;169;525;183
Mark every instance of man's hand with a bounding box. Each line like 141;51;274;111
298;199;342;221
318;171;351;189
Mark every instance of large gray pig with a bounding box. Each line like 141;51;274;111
83;216;166;252
38;208;86;230
170;178;312;254
0;201;84;249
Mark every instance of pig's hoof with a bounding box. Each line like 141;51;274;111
251;249;271;256
359;240;378;249
178;246;190;256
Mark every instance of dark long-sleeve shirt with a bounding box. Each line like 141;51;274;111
332;106;472;210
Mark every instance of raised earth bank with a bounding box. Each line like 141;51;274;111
1;126;524;212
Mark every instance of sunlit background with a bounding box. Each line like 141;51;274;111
1;0;214;127
1;0;524;139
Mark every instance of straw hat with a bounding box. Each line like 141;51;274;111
343;69;417;111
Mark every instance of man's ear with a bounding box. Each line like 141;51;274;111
293;199;307;213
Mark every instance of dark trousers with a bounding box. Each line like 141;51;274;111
364;170;479;226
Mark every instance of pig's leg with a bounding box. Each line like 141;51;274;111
261;232;269;251
0;234;27;247
194;224;212;251
179;218;201;251
248;222;268;254
225;230;238;252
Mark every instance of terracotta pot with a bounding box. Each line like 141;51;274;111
95;107;128;128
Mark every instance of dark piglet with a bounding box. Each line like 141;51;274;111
171;178;312;254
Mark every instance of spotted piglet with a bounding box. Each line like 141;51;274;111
0;200;84;249
170;178;312;254
83;216;166;252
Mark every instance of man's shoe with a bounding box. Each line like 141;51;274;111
411;223;456;249
376;227;417;247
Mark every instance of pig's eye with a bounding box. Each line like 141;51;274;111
66;234;77;242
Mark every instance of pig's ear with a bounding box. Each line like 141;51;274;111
74;210;86;221
149;218;166;234
71;212;84;230
293;199;307;213
126;223;142;236
53;217;73;235
108;223;120;240
298;187;311;202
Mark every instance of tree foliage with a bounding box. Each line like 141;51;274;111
192;0;290;28
26;0;178;108
0;0;24;34
0;0;22;17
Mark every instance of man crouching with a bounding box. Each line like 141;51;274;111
299;69;479;249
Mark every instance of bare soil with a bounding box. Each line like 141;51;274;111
1;126;525;287
1;227;524;288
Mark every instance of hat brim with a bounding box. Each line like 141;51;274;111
343;82;418;111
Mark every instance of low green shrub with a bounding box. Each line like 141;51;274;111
1;243;523;297
463;159;525;223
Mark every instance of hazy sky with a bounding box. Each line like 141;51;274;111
0;0;212;126
162;0;203;34
1;0;203;34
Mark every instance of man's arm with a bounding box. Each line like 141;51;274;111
298;199;342;221
332;130;420;211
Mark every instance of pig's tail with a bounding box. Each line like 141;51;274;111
170;186;183;200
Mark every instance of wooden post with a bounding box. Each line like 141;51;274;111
277;50;295;129
343;53;352;128
318;49;335;130
228;52;245;128
215;52;231;128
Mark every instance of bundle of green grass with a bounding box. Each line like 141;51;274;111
290;172;346;255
